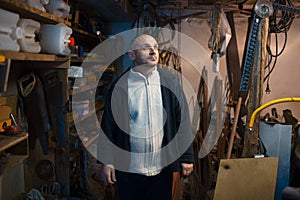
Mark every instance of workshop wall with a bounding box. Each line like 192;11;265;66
261;18;300;120
178;16;300;121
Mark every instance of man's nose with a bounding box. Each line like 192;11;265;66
149;47;155;54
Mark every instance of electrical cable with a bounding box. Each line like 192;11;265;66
264;32;287;83
263;0;295;93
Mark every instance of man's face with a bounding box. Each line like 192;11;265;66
129;35;159;67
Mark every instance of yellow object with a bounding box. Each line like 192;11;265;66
0;119;11;132
0;55;6;63
248;97;300;129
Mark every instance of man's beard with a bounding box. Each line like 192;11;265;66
136;59;157;67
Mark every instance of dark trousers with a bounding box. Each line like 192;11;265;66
116;169;173;200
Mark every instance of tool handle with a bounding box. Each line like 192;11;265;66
9;113;18;126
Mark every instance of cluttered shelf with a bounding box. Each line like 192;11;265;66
0;51;70;63
0;0;71;26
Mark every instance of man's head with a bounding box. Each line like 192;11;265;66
128;34;159;67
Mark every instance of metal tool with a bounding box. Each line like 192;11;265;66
3;113;21;135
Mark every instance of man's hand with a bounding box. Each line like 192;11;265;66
181;163;193;177
101;164;116;185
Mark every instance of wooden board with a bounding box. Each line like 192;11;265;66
214;157;278;200
0;132;28;152
0;51;69;62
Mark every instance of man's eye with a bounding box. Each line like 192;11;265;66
142;46;158;50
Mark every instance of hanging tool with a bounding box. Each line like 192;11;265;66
40;70;66;149
17;72;50;155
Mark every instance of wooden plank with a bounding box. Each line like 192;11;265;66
0;132;28;152
0;51;69;62
225;12;242;103
55;69;70;196
242;18;268;157
0;0;71;26
214;157;278;200
1;155;28;175
226;97;242;159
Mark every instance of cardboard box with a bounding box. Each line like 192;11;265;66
0;95;17;116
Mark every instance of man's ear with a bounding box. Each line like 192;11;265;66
128;50;135;61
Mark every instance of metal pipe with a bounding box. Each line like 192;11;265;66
248;97;300;129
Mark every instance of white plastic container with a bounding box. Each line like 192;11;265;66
0;8;22;52
19;0;49;12
39;23;72;55
17;19;41;53
44;0;70;19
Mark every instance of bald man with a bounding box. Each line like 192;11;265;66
100;34;194;200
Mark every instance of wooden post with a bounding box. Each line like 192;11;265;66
226;97;242;159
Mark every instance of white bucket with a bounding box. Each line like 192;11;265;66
0;8;22;51
17;18;41;53
39;23;72;55
45;0;70;19
19;0;48;12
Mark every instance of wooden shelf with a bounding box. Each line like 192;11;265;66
5;155;28;172
72;27;99;39
0;0;71;26
0;132;28;153
0;51;70;62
